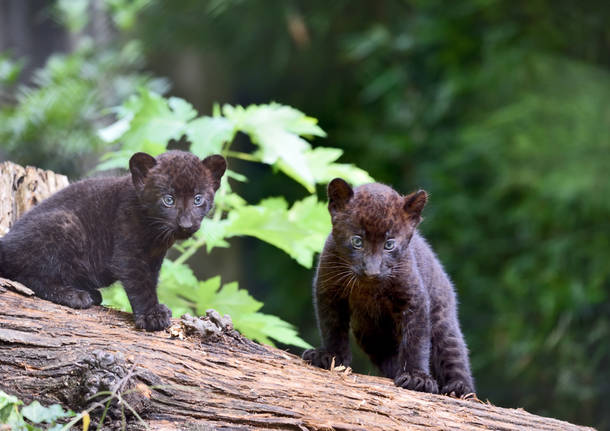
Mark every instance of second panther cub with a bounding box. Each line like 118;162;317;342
303;178;474;396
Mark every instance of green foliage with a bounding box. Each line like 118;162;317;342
222;103;326;192
0;390;23;428
56;0;152;33
21;401;73;425
0;390;75;431
441;52;610;422
96;91;195;170
100;90;370;348
97;93;371;192
0;54;23;85
0;45;102;170
55;0;90;32
223;196;329;268
0;4;167;176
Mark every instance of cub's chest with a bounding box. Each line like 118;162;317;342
348;284;406;327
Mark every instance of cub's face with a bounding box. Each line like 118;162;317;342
327;178;427;281
129;151;227;242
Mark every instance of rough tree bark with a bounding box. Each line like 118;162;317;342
0;289;594;431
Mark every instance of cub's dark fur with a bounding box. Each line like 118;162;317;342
0;150;226;331
303;178;474;396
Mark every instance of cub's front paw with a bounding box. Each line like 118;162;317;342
134;304;172;331
302;348;349;370
440;379;475;397
394;370;439;394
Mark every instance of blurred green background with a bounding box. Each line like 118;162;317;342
1;1;608;429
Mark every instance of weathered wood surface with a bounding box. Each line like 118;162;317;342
0;160;69;236
0;289;594;431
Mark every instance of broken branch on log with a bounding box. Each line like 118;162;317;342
0;161;69;236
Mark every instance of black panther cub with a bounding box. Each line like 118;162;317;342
0;150;226;331
303;178;474;396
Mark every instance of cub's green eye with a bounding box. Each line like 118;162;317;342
384;239;396;251
193;194;204;207
161;194;175;207
351;235;363;249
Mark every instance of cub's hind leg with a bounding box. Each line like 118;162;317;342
1;210;101;309
28;281;98;309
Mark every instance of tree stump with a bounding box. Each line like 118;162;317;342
0;160;69;236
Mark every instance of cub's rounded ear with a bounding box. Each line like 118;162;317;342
403;189;428;224
202;154;227;191
129;152;157;189
328;178;354;215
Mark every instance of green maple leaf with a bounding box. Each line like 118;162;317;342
97;89;198;170
224;103;326;192
224;196;330;268
305;146;374;185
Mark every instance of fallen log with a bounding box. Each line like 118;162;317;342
0;288;594;431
